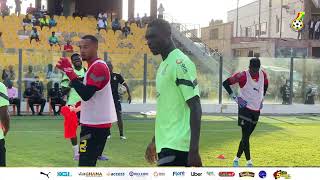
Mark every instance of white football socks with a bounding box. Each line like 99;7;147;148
234;157;239;161
73;145;79;155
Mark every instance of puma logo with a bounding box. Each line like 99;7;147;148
40;172;51;179
253;88;259;92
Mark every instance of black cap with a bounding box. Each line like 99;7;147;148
249;58;261;68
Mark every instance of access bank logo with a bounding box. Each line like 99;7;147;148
172;171;185;176
128;171;149;177
105;172;125;176
57;171;72;177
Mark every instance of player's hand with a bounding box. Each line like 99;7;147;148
56;58;78;80
188;151;202;167
237;97;247;108
260;100;264;109
2;126;9;136
128;95;132;104
145;141;157;164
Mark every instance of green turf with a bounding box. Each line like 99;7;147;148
4;114;320;167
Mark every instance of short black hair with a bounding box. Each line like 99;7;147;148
147;19;171;36
249;58;261;68
82;35;98;44
71;53;80;60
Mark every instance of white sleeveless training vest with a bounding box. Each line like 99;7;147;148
239;70;264;111
80;60;118;125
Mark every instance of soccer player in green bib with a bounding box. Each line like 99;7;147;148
61;53;86;160
145;19;202;167
0;81;10;166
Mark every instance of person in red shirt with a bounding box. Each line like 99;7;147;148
223;58;268;167
63;40;74;53
57;35;117;167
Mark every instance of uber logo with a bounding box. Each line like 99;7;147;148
191;172;202;176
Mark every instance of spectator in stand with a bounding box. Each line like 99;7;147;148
122;22;131;38
15;0;22;16
22;15;32;32
55;0;63;15
135;13;142;28
98;11;108;21
24;65;35;89
308;17;315;40
158;3;165;19
48;82;66;116
1;4;9;17
30;27;40;44
49;15;57;29
7;65;15;81
26;3;35;14
24;81;46;116
315;19;320;40
48;31;60;49
40;16;49;30
97;18;107;33
1;69;8;85
112;18;122;33
63;40;74;53
40;5;47;15
7;81;21;116
142;13;149;27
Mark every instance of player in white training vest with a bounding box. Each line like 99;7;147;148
223;58;269;167
57;35;117;166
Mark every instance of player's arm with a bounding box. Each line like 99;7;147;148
56;58;104;101
263;71;269;96
71;64;109;101
119;74;132;103
0;106;10;136
222;72;243;95
186;96;202;167
176;61;202;167
0;86;10;136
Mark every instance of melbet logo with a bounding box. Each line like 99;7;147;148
191;172;202;176
219;171;235;177
273;170;291;179
173;171;185;176
239;171;255;178
78;172;103;177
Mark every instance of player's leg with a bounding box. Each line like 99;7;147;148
115;102;126;139
243;111;260;167
51;99;58;115
71;110;80;160
96;128;110;161
39;98;46;115
0;139;6;166
28;98;35;115
79;126;99;166
70;137;79;160
14;98;21;115
234;108;250;167
157;148;188;167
